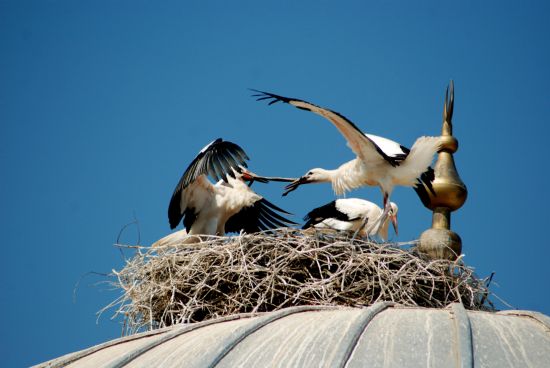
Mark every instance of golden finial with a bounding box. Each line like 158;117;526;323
418;81;468;260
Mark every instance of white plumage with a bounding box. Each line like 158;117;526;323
253;90;441;231
303;198;398;241
151;228;189;248
167;138;295;242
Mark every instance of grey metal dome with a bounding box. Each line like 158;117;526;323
35;303;550;368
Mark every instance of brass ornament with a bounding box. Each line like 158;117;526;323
418;81;467;260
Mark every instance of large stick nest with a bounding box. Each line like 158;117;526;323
105;230;493;335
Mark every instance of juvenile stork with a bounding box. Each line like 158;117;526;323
167;138;296;241
252;90;441;231
303;198;398;241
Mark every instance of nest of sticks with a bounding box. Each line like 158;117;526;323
105;229;493;335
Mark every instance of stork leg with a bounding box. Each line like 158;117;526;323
352;215;370;240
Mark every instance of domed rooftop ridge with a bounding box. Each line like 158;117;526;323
35;303;550;368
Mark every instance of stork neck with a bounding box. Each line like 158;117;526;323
315;168;338;182
312;168;342;194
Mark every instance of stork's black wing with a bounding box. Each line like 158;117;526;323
253;90;438;205
225;198;297;234
413;167;436;207
302;200;351;229
251;89;403;167
179;138;249;188
168;138;250;229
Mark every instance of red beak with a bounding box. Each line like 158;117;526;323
241;168;295;184
391;214;398;236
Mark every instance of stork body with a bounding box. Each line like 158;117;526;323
303;198;398;241
151;228;188;248
287;135;439;198
167;138;296;242
253;90;441;231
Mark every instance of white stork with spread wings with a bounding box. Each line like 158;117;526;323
167;138;296;241
252;90;441;232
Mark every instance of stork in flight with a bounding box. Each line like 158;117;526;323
252;90;441;232
167;138;297;242
303;198;398;241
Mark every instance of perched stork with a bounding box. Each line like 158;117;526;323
167;138;296;241
252;90;441;231
303;198;398;241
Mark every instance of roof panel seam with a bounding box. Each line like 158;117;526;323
497;311;550;333
103;313;248;368
340;302;395;368
210;305;339;368
31;326;175;368
450;303;474;368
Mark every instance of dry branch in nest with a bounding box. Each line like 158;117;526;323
104;229;493;335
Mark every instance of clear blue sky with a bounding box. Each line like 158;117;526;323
2;1;549;366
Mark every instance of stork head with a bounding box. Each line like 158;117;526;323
388;202;399;235
283;168;331;196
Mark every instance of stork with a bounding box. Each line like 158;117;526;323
167;138;296;242
252;90;441;232
303;198;398;241
151;228;189;248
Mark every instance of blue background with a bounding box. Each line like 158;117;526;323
2;1;549;366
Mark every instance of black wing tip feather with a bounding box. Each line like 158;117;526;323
250;89;294;105
420;167;436;195
182;207;197;233
251;89;366;143
302;218;316;229
259;198;298;225
168;216;180;230
178;138;250;189
260;197;293;215
413;167;436;207
250;89;322;115
260;201;298;226
252;89;371;146
168;195;183;230
252;89;404;170
224;197;297;234
413;183;432;208
223;140;250;161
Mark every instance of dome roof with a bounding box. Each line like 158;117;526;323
35;303;550;368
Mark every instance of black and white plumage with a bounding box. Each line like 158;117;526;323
252;90;441;231
303;198;398;241
167;138;296;239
